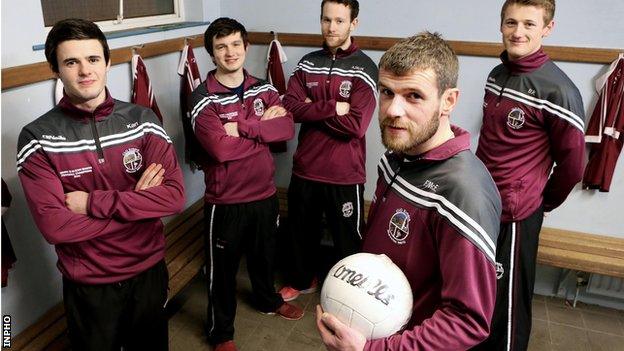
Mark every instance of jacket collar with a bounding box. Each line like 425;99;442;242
501;48;549;74
322;37;358;58
58;89;115;122
204;68;258;94
402;125;471;163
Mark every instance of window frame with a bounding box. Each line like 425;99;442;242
42;0;185;33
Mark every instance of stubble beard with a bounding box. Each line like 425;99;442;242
380;112;440;154
325;33;349;52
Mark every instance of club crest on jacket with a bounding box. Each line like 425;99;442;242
253;98;264;116
506;107;526;129
122;148;143;173
339;80;352;98
388;209;410;245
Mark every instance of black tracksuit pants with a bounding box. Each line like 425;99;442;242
285;175;364;290
204;195;283;344
63;260;169;351
474;206;544;351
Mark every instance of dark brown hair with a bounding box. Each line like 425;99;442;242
321;0;359;21
204;17;249;57
45;18;110;73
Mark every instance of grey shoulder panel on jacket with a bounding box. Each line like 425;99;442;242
18;106;76;151
379;151;501;263
298;49;330;67
112;99;162;126
190;83;210;105
536;61;585;121
351;50;379;78
435;152;501;261
488;61;585;131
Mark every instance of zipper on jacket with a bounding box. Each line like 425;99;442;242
89;114;105;164
496;75;512;107
381;158;404;202
326;54;336;85
235;84;246;111
240;96;246;113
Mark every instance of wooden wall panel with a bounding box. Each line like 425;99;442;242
2;32;621;90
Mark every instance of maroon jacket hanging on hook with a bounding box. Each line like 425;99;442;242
267;37;288;153
583;54;624;192
132;54;164;122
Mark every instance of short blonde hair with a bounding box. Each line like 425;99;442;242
501;0;555;24
378;31;458;96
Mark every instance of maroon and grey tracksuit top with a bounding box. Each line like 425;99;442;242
283;40;378;185
362;127;501;351
189;70;294;204
476;49;585;222
17;92;185;284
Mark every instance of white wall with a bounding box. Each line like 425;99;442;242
221;0;624;307
222;0;624;236
0;0;220;335
2;0;623;335
223;0;623;48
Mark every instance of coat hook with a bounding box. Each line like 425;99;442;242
131;44;144;55
184;36;198;46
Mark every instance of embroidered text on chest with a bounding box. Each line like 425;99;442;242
59;166;93;178
422;180;439;192
219;111;238;120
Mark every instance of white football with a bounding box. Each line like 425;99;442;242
320;253;413;340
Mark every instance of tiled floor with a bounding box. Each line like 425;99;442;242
168;270;324;351
169;270;624;351
529;295;624;351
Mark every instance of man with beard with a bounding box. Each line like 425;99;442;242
315;32;502;351
280;0;378;302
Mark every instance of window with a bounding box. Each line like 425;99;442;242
41;0;183;32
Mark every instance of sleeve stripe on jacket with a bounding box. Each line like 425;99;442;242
379;154;497;263
243;84;278;99
190;84;279;130
485;82;585;132
16;122;170;170
191;94;238;121
190;94;243;130
295;62;378;95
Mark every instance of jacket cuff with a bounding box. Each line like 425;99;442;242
237;119;259;139
88;190;113;219
326;99;338;118
87;191;96;217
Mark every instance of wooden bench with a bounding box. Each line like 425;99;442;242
536;227;624;304
11;199;206;351
277;188;624;280
537;227;624;279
